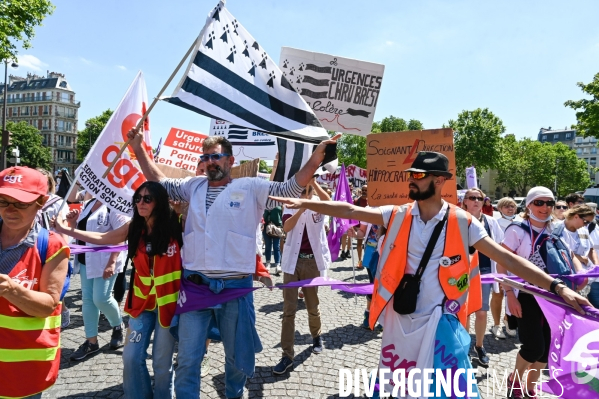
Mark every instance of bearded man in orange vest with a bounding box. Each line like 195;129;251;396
271;151;591;397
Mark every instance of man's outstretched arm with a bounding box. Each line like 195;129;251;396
270;196;384;226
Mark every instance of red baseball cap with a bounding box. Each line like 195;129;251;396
0;166;48;203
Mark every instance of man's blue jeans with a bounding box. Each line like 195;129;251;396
175;274;254;398
123;309;176;399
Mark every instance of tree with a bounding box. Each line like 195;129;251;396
6;120;51;169
337;116;424;168
565;72;599;138
496;136;591;197
447;108;506;179
0;0;55;61
77;109;113;162
259;159;271;173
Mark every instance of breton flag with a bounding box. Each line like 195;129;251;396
163;1;329;145
273;138;338;182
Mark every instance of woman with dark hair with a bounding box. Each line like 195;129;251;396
55;181;183;399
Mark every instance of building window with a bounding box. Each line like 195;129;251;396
584;147;589;154
566;133;572;139
66;136;72;147
593;147;598;154
577;148;582;155
542;136;547;141
577;137;583;143
591;158;597;166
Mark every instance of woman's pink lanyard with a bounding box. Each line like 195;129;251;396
527;220;547;258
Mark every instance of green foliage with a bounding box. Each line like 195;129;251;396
447;108;506;179
259;159;271;173
0;0;55;61
6;120;51;169
565;72;599;138
337;116;424;168
77;109;113;162
496;136;591;197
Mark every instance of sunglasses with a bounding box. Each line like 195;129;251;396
531;200;555;207
133;194;154;204
0;199;37;209
199;153;231;162
555;205;568;210
408;172;435;180
582;218;593;225
466;196;484;202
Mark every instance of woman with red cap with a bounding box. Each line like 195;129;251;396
0;166;70;399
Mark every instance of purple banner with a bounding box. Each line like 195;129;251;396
69;244;128;255
327;163;359;261
537;297;599;397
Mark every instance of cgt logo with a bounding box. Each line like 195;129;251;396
563;330;599;382
166;243;177;257
11;269;38;290
4;175;23;184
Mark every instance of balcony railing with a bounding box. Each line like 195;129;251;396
1;97;80;106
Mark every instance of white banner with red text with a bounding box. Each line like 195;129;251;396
76;71;152;216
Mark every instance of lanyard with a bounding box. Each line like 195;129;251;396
527;220;547;258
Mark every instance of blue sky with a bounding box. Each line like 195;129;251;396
9;0;599;146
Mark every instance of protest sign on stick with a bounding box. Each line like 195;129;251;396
154;127;208;174
77;72;153;216
280;47;385;136
366;128;456;206
210;119;277;161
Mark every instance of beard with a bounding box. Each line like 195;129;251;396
206;164;229;181
408;180;435;201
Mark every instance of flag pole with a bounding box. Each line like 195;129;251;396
349;235;357;305
102;38;198;178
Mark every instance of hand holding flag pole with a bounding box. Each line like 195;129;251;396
102;39;198;178
496;277;598;320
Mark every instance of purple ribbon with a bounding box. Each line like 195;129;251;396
68;244;128;255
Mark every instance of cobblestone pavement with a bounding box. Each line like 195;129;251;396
43;250;558;398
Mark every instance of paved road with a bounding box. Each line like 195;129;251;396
43;250;557;398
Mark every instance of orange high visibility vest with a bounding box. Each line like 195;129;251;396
369;203;482;329
0;233;69;398
125;238;181;328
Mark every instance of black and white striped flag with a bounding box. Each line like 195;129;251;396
163;1;329;145
273;138;338;182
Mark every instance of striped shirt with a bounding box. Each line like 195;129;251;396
160;176;303;278
0;220;40;275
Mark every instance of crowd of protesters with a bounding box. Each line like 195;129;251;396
1;143;597;399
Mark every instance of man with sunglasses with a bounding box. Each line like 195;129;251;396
127;128;340;399
270;151;591;397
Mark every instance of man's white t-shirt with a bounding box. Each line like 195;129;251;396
379;201;488;317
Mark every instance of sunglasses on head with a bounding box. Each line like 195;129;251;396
466;196;484;202
531;200;555;207
199;153;231;162
555;205;568;210
133;194;154;204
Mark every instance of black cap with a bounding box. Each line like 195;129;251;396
404;151;452;178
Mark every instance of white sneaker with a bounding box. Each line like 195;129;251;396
491;325;506;339
275;264;282;275
504;325;517;337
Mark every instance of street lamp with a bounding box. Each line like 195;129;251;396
2;60;18;170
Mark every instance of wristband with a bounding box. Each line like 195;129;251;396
550;278;565;295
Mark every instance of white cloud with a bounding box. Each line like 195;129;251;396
117;65;127;71
386;40;394;45
80;57;93;65
16;54;48;71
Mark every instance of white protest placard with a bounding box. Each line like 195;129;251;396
76;71;152;216
155;127;208;174
209;119;277;161
316;164;368;189
279;47;385;136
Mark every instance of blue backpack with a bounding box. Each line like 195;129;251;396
509;221;575;289
37;227;73;300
